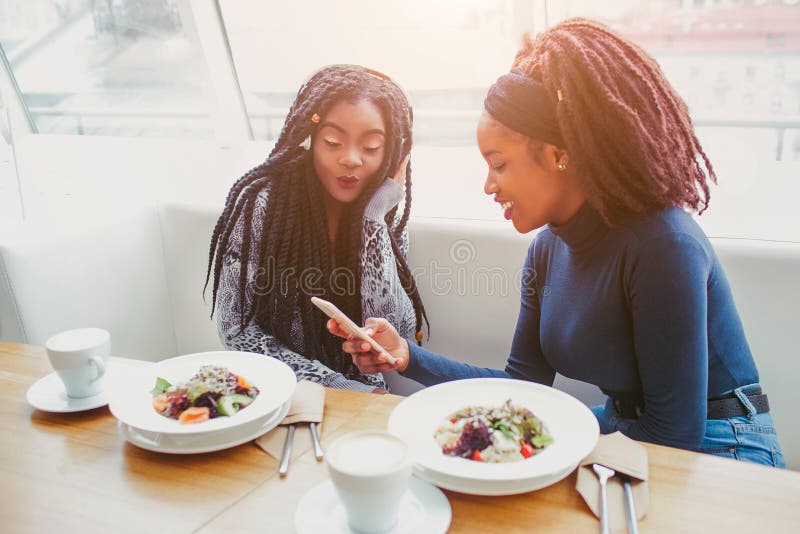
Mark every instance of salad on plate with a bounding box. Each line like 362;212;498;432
434;399;554;462
150;365;259;424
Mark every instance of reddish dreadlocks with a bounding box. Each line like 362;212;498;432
513;18;715;225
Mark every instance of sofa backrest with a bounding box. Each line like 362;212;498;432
157;203;223;356
400;218;607;405
0;211;177;359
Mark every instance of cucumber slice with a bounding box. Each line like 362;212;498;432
217;394;254;416
229;393;254;407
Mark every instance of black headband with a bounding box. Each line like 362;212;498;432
484;69;565;147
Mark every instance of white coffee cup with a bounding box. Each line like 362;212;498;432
325;429;412;533
45;328;110;398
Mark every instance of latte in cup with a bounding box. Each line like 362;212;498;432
327;432;407;475
326;430;411;533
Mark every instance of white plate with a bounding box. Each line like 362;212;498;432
413;462;577;496
108;351;296;435
121;399;291;454
26;357;149;413
123;397;285;439
295;477;451;534
387;378;599;482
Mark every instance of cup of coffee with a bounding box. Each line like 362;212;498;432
325;429;412;533
45;328;110;398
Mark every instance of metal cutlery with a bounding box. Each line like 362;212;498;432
309;422;324;461
278;424;296;478
593;463;615;534
278;423;324;476
620;474;639;534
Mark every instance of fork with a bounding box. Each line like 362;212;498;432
593;463;615;534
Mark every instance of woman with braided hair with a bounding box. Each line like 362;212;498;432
207;64;428;393
330;20;784;465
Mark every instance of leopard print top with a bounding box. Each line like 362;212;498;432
216;179;416;393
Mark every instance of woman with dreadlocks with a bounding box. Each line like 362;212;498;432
207;65;427;393
330;20;783;465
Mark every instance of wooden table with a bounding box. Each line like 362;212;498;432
2;342;800;533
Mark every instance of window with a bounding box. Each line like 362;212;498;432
0;0;215;138
218;0;542;146
0;1;796;235
545;0;800;162
0;89;23;220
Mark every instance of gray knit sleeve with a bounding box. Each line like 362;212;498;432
364;179;404;221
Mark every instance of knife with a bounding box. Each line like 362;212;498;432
278;424;296;477
309;422;324;461
620;474;639;534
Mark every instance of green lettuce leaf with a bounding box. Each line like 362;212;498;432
150;377;171;396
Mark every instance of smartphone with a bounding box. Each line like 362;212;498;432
310;296;397;365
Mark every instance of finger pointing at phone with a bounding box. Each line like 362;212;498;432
327;317;410;374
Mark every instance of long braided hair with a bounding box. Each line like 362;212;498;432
205;65;428;378
513;18;716;225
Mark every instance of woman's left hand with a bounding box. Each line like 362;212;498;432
391;153;411;187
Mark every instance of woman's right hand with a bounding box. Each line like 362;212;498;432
327;317;410;374
391;153;411;188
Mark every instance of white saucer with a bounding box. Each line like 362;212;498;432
26;372;109;413
26;357;149;413
295;477;451;534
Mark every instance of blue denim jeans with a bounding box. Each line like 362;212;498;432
591;383;785;468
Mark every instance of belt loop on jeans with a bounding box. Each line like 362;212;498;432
733;383;759;420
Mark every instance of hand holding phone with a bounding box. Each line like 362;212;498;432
311;297;398;365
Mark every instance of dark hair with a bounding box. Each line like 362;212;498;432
513;18;716;225
205;65;428;377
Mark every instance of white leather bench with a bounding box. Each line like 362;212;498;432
2;204;798;468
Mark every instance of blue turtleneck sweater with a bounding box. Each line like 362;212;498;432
403;204;758;449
